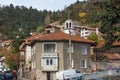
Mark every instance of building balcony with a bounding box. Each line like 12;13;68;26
41;52;58;71
41;52;58;58
41;65;58;71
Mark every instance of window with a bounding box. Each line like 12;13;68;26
72;59;74;68
32;61;36;69
43;43;56;53
41;58;57;66
68;44;73;53
50;59;53;65
69;22;71;29
82;46;87;54
46;59;49;65
80;59;86;68
66;23;69;29
32;46;35;55
21;52;24;55
75;70;81;73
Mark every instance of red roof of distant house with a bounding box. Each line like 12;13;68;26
94;41;120;49
44;25;60;29
0;40;3;43
3;39;12;43
20;32;45;50
24;32;45;41
112;41;120;47
103;53;120;60
31;31;95;44
85;27;96;31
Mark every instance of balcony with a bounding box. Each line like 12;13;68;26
41;52;58;71
41;52;58;58
41;65;58;71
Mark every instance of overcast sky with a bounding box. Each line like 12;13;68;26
0;0;85;11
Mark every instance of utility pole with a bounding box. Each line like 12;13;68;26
65;19;73;69
69;28;72;68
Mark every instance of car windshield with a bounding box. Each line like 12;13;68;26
75;70;81;73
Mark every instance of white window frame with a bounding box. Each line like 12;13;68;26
41;58;58;66
33;60;36;69
31;60;36;69
68;43;74;53
82;46;87;54
32;45;35;55
21;51;24;55
72;59;74;68
42;42;57;53
80;59;87;68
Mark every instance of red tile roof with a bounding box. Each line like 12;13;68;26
94;41;120;48
112;41;120;47
20;32;45;50
32;31;95;44
0;40;3;43
3;39;12;43
104;53;120;60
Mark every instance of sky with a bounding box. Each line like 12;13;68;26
0;0;84;11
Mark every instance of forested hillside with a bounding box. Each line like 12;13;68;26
1;0;117;40
0;1;94;39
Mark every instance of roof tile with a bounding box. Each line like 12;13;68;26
33;31;95;44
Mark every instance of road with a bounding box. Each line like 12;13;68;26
83;69;120;80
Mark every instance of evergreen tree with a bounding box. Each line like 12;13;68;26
94;0;120;51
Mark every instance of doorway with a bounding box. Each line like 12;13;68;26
47;72;51;80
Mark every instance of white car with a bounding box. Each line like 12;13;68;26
56;68;83;80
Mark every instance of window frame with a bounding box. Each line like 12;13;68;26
41;58;58;66
42;42;57;53
68;43;74;53
80;59;87;68
82;46;87;54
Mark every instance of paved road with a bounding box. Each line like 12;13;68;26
83;69;120;80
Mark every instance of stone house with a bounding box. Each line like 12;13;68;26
29;31;95;80
44;19;100;39
93;41;120;71
19;32;42;78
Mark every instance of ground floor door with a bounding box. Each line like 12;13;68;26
47;72;51;80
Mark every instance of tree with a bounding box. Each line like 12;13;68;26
5;53;19;70
94;0;120;51
87;32;99;42
79;12;86;24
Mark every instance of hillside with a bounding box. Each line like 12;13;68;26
0;1;97;40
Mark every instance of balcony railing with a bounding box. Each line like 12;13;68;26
41;52;58;58
41;66;58;71
41;52;58;71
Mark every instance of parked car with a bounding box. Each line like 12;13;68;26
116;68;120;73
0;73;5;80
4;71;13;80
56;69;83;80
